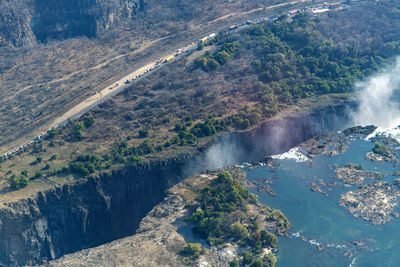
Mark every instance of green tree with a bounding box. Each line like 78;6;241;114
230;222;249;239
372;143;389;156
138;129;149;138
47;128;60;139
83;115;95;128
10;174;29;190
214;51;231;65
74;122;85;140
230;259;240;267
264;253;277;267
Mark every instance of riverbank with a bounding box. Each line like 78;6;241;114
42;167;289;267
0;93;354;266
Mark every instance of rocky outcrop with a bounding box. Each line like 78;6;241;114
0;159;187;267
44;193;190;267
43;168;284;267
339;180;400;225
334;167;383;185
0;0;143;47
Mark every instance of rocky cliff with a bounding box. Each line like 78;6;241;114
0;0;142;47
0;158;187;267
43;167;286;267
0;99;354;266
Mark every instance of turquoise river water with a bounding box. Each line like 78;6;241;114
245;136;400;267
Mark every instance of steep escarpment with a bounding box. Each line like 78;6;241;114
0;0;142;47
46;168;288;267
0;1;36;47
31;0;142;43
0;99;354;266
190;96;357;172
0;158;187;267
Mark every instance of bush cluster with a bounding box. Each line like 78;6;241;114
10;174;29;190
188;172;282;267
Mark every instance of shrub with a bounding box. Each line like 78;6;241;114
230;222;249;240
129;155;141;162
74;122;85;140
10;174;29;190
345;163;363;170
372;143;389;156
138;129;149;138
174;124;186;132
230;259;240;267
83;115;95;128
47;128;60;139
33;171;43;179
182;243;204;259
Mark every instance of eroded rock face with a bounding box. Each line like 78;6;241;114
45;168;285;267
0;161;181;267
0;1;36;47
0;0;142;47
31;0;142;43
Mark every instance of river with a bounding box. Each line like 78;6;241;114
245;128;400;267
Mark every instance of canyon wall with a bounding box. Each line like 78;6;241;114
0;99;355;266
0;0;142;47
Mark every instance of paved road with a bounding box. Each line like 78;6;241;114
50;42;197;128
1;0;342;156
48;0;318;129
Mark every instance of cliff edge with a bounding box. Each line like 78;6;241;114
43;167;289;267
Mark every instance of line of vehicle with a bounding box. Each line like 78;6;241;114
0;0;348;159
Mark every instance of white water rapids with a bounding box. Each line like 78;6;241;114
352;57;400;141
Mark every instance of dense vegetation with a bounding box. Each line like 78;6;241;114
3;1;400;192
163;9;400;147
186;172;290;267
199;12;399;111
372;143;390;156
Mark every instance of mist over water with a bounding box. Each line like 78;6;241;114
351;57;400;129
195;57;400;172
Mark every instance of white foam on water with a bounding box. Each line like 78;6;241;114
349;257;357;267
271;147;309;162
291;231;301;238
290;231;347;251
240;162;252;168
365;125;400;143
